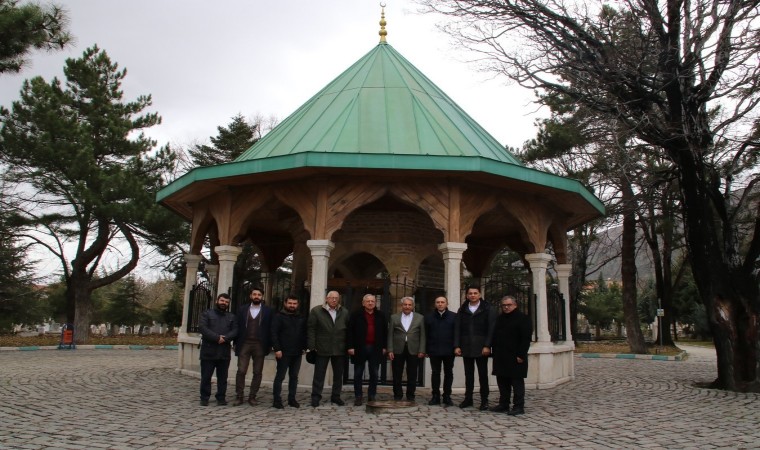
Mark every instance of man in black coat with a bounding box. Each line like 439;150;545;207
424;295;456;406
347;293;387;406
455;286;496;410
270;294;307;409
233;287;273;406
490;295;532;415
199;293;238;406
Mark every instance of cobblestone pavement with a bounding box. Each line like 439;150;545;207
0;348;757;449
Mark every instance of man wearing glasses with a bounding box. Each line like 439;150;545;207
490;295;532;415
307;290;349;407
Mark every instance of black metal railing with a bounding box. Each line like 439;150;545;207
547;287;566;342
187;280;214;333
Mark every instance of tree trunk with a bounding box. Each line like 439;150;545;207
672;143;760;392
621;183;647;353
72;282;92;344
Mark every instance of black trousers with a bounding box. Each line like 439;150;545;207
273;354;302;402
353;344;382;399
391;346;420;399
496;375;525;408
429;355;455;397
311;355;345;403
200;358;230;401
462;356;490;401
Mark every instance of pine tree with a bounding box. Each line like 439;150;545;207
0;0;71;73
188;114;259;167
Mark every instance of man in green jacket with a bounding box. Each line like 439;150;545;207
307;290;349;407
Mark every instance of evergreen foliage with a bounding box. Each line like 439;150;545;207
0;0;71;73
188;114;259;167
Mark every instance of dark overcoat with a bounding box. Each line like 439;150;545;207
270;310;308;356
199;307;238;360
491;309;532;378
424;309;457;356
347;308;388;357
454;301;496;358
307;304;349;356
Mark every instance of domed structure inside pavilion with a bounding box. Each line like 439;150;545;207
158;9;604;389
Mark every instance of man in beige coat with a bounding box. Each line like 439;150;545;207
387;296;426;401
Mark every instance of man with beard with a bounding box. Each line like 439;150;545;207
233;287;273;406
199;293;238;406
270;294;307;409
490;296;532;415
347;293;387;405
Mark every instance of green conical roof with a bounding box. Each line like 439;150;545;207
157;40;604;222
236;42;522;165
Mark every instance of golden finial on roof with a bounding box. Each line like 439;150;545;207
379;3;387;43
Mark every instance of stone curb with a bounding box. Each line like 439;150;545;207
575;350;688;361
0;345;178;351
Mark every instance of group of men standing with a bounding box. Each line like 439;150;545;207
197;286;532;416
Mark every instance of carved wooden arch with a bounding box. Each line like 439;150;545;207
388;182;451;241
329;245;395;278
457;187;499;242
323;180;389;240
548;222;569;264
190;203;219;254
498;196;554;253
227;186;274;245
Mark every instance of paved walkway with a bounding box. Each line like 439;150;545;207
0;348;757;449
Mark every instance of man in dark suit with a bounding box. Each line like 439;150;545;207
491;295;532;415
424;295;456;406
233;286;272;406
347;293;388;406
198;293;238;406
388;296;426;402
455;286;496;410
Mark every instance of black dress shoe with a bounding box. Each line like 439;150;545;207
331;398;345;406
393;396;403;401
354;397;363;406
508;407;525;416
310;400;319;407
232;398;245;406
428;396;441;405
459;399;473;408
489;404;509;412
288;400;301;408
272;401;284;409
367;395;376;402
479;401;489;411
200;399;209;406
217;399;227;406
442;396;454;406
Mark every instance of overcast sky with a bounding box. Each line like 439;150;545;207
1;0;545;152
2;0;546;281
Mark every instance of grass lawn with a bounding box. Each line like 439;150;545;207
574;340;684;356
0;334;178;347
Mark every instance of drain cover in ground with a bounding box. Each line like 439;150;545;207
366;400;419;414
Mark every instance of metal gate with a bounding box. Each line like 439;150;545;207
186;280;214;333
480;274;566;342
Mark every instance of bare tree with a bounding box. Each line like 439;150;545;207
420;0;760;391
